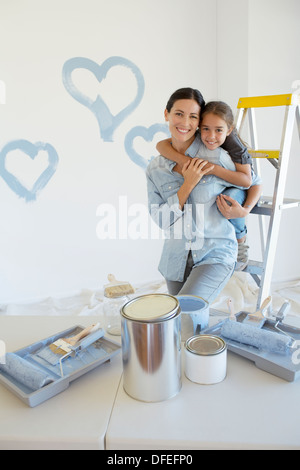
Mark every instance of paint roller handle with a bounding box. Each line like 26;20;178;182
276;301;290;322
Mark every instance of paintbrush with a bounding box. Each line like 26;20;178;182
37;323;104;365
242;296;272;328
104;274;135;298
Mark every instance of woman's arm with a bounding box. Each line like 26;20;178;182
216;184;262;219
146;171;182;231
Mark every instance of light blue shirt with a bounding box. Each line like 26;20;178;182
146;133;259;282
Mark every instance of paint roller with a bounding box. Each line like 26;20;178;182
0;353;54;391
221;297;295;355
221;320;293;355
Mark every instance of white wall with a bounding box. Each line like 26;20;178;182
1;0;299;303
217;0;300;283
0;0;218;302
247;0;300;282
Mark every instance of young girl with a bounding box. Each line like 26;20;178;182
157;100;262;271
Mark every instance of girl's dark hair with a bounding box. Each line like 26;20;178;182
200;101;234;128
166;88;205;113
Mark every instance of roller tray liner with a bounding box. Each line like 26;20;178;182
0;325;121;407
203;311;300;382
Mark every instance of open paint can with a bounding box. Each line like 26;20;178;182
177;295;209;341
184;335;227;384
121;294;181;402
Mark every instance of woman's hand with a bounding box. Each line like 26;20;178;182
182;158;214;190
216;194;248;219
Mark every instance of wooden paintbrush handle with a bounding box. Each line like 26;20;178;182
107;274;117;283
259;296;272;315
66;324;100;346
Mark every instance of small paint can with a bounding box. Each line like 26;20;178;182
184;335;227;385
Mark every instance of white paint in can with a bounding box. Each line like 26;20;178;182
184;335;227;384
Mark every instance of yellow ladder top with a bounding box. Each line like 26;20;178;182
248;149;280;159
237;93;300;109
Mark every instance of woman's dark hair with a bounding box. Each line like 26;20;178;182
166;88;205;113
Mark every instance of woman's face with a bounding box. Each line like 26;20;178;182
164;99;200;151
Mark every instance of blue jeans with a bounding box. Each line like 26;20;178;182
221;187;247;239
166;252;235;304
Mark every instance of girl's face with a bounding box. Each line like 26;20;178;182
200;112;232;150
164;99;200;151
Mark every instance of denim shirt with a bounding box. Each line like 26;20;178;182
146;133;257;282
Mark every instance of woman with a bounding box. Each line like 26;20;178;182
156;98;262;271
146;88;259;303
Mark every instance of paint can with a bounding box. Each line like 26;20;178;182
121;294;181;402
184;335;227;384
176;295;209;341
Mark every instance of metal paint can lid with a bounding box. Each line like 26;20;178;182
185;335;226;356
121;294;180;322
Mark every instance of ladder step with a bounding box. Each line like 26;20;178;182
237;94;300;109
240;261;264;288
248;149;280;159
235;92;300;308
251;196;300;215
234;260;263;287
243;260;263;274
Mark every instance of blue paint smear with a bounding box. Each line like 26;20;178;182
124;123;170;170
0;140;59;202
62;56;145;142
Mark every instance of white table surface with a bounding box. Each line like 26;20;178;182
1;314;300;450
106;350;300;450
0;316;122;450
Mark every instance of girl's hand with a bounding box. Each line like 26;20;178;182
182;158;214;189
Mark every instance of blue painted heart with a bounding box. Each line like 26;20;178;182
62;56;145;142
0;140;59;202
124;123;170;170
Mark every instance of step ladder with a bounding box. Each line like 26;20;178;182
235;93;300;308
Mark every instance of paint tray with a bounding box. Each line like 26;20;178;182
0;325;121;407
203;311;300;382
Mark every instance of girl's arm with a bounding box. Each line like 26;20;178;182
209;162;252;188
156;138;191;167
157;139;251;187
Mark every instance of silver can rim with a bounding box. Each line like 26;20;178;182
121;293;180;323
185;335;227;356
